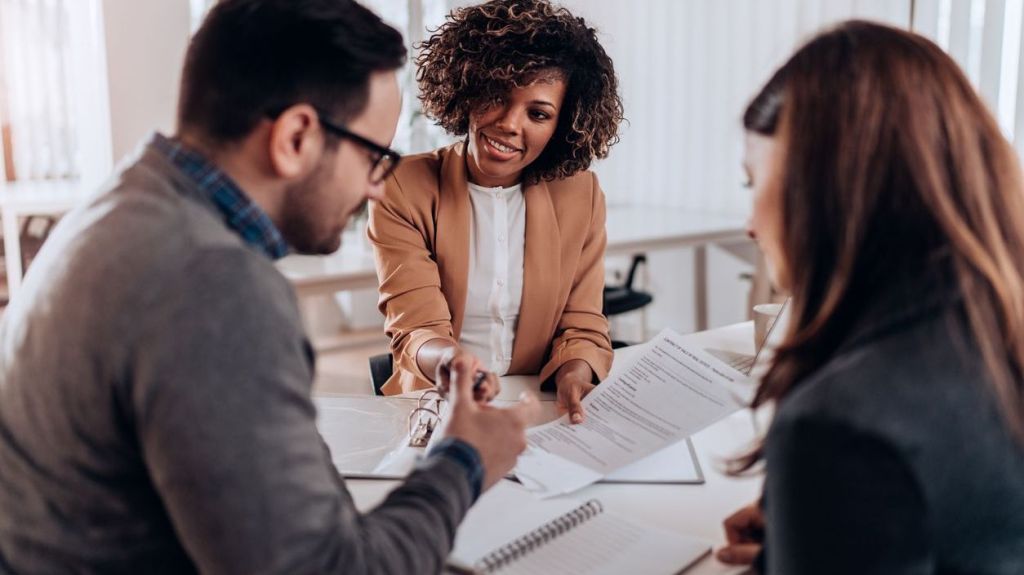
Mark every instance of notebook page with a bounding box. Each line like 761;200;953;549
449;480;583;570
494;512;710;575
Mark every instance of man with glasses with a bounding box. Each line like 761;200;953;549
311;107;403;184
0;1;537;573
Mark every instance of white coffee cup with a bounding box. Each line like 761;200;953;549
753;302;785;350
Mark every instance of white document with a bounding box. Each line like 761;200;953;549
515;328;747;496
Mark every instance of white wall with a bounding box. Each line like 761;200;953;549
102;0;190;164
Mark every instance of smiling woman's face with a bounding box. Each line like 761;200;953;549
465;74;567;187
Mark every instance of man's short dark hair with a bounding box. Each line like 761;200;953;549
178;0;406;144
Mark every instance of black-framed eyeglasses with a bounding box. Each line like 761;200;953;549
315;110;401;185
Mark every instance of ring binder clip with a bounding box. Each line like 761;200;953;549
407;389;445;447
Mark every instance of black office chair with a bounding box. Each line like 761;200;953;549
368;353;393;396
603;254;653;348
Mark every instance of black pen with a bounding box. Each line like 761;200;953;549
472;370;489;393
438;367;490;399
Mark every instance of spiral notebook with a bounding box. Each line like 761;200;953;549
449;480;710;574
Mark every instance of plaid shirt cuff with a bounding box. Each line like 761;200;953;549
426;437;484;502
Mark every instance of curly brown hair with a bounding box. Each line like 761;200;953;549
415;0;624;183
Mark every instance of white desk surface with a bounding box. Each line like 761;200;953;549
278;205;749;297
0;179;86;212
335;322;764;575
276;247;378;297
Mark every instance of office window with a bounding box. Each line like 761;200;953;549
554;0;912;215
0;0;110;187
0;0;76;181
913;0;1024;152
561;0;1024;215
188;0;459;155
189;0;211;32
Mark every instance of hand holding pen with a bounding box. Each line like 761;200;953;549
435;347;500;403
471;370;494;400
416;341;502;403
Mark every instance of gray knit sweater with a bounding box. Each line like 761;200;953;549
0;140;472;574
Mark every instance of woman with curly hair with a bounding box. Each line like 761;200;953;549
368;0;623;421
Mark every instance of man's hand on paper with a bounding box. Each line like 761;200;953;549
555;359;596;424
716;502;764;566
441;353;540;490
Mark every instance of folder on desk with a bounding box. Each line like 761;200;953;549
315;394;704;484
316;393;444;478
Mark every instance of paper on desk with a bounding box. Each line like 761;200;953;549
514;328;748;497
603;437;702;483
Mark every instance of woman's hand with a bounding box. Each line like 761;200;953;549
555;359;596;424
418;340;499;403
716;502;765;566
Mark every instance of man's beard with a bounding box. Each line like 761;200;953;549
278;160;344;255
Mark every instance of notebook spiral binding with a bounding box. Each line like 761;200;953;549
476;499;604;573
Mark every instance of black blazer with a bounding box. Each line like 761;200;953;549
762;274;1024;574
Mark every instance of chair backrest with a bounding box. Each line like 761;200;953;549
368;353;393;396
603;253;653;316
623;254;647;288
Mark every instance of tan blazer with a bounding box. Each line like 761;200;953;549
368;142;613;395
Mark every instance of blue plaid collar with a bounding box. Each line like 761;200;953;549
152;133;290;260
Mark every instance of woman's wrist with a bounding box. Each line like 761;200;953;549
416;339;460;383
555;359;597;423
555;359;594;386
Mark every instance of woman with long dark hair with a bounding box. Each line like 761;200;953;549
718;21;1024;573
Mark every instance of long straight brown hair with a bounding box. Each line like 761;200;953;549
736;21;1024;470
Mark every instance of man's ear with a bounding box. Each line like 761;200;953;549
267;104;321;178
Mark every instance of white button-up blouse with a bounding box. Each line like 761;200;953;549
458;182;526;375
